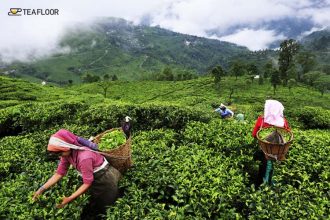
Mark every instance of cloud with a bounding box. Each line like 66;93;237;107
218;29;286;51
300;6;330;25
0;0;166;63
0;0;329;62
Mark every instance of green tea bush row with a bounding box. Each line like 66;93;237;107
106;122;329;219
107;129;249;219
0;131;89;219
242;129;330;219
76;103;211;132
1;120;329;219
0;101;86;137
286;106;330;129
0;102;210;137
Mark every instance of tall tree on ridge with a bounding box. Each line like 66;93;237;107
270;69;281;95
278;39;299;85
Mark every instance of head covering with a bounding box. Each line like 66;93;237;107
125;116;132;122
47;136;81;152
264;100;285;127
236;113;244;121
220;103;226;109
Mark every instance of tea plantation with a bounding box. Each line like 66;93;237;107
0;76;329;219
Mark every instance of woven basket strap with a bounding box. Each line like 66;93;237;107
53;137;130;160
83;148;130;160
96;151;130;160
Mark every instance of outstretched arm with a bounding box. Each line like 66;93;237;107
32;173;63;200
56;183;92;208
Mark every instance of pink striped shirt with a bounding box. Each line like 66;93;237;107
56;149;104;184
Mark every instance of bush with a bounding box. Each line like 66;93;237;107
76;103;211;133
287;107;330;129
0;101;87;137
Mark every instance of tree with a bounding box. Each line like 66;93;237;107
247;63;259;75
296;51;316;80
227;80;247;104
160;66;174;81
258;74;264;85
247;63;259;83
230;60;246;79
303;71;324;86
278;39;299;85
314;75;330;96
319;64;330;75
182;71;196;80
287;78;296;92
270;70;281;95
98;74;112;98
263;61;274;78
287;63;297;81
211;65;225;84
103;74;110;81
112;74;118;81
82;73;100;83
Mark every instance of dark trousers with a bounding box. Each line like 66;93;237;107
81;166;122;220
254;150;273;187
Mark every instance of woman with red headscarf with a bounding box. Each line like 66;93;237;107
32;129;121;217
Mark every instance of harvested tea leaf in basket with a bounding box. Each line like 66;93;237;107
258;127;291;143
98;130;127;151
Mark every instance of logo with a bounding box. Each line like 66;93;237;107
8;8;59;16
8;8;22;16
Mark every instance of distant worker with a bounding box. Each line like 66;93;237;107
236;113;245;122
121;116;132;139
32;129;121;218
252;100;291;186
214;103;234;119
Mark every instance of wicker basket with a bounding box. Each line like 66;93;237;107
256;127;294;161
93;128;132;173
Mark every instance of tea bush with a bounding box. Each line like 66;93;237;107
289;106;330;129
1;76;329;219
76;103;211;132
0;132;89;219
0;101;87;137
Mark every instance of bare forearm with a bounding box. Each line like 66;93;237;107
33;173;63;200
42;173;63;190
68;183;91;201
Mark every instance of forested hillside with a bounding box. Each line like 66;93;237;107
1;18;275;83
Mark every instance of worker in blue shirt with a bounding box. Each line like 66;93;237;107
214;103;234;119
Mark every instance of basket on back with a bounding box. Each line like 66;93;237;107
94;128;132;173
256;127;293;161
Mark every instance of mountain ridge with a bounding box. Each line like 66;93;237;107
1;17;328;84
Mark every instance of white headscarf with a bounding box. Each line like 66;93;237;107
48;136;83;152
264;100;285;127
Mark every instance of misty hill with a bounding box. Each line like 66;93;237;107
301;28;330;51
300;28;330;73
2;18;329;84
4;18;274;84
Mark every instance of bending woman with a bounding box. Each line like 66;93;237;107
32;129;121;217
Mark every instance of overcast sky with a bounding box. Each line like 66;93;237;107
1;0;329;62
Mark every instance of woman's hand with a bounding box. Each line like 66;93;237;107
56;183;91;208
56;196;72;208
32;186;45;201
